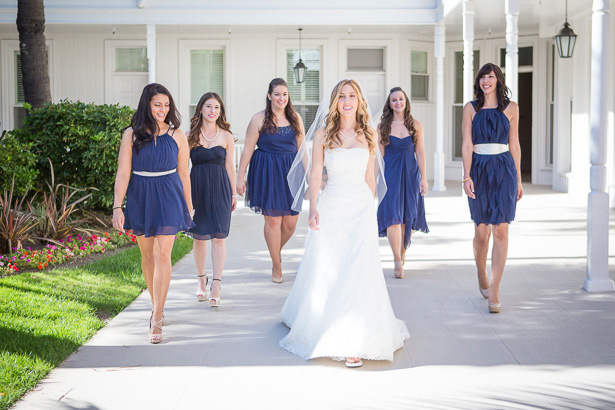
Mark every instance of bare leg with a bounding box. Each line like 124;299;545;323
280;214;299;248
150;235;175;335
401;225;408;266
210;238;225;303
386;224;403;262
489;224;509;306
473;224;491;291
136;235;155;303
193;239;208;298
264;216;283;282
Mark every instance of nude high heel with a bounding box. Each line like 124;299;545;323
394;260;404;279
209;278;221;308
149;316;164;344
196;274;208;301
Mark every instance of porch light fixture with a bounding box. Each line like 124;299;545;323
554;0;577;58
293;27;307;84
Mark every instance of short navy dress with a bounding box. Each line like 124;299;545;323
468;101;518;225
124;131;193;237
189;146;232;240
377;135;429;249
246;125;299;216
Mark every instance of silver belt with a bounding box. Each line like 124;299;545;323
133;168;177;177
473;144;509;155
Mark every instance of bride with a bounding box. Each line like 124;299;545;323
280;79;410;368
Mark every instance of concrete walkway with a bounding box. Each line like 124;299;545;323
13;183;615;410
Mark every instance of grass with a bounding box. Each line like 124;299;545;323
0;234;193;410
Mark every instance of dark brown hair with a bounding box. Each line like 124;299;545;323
378;87;417;146
131;83;181;153
260;78;302;138
188;92;232;149
473;63;510;111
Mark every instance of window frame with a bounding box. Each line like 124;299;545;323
104;40;147;105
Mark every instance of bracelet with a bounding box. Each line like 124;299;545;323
462;177;471;183
232;195;238;197
113;206;122;210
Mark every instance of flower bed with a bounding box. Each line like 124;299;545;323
0;231;137;277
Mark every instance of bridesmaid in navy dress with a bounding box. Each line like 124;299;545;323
187;92;237;308
377;87;429;279
113;83;193;343
237;78;305;283
462;63;523;314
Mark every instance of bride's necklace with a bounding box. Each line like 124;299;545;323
339;130;358;139
393;120;405;124
200;126;219;142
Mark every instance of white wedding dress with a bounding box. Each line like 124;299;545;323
280;148;410;361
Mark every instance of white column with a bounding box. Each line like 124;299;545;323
505;0;519;101
584;0;615;292
462;0;475;104
433;23;447;192
146;24;156;84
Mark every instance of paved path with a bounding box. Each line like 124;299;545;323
13;183;615;410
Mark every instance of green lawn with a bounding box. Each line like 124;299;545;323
0;235;193;410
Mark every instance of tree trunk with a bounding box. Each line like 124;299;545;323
16;0;51;108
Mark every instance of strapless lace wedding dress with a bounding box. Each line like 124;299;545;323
280;148;410;361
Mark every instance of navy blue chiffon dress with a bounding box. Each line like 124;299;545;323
124;131;193;237
246;125;299;216
189;146;232;240
468;101;518;225
377;135;429;249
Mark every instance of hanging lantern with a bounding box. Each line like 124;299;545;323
554;0;578;58
293;28;307;84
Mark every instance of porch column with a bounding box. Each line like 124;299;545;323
505;0;519;101
584;0;615;292
433;23;446;192
462;0;474;104
146;24;156;84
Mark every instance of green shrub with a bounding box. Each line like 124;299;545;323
0;131;38;197
11;101;134;210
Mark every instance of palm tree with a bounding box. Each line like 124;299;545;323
16;0;51;108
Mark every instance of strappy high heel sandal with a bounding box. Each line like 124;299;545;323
196;274;208;302
394;260;404;279
151;308;165;326
209;278;221;308
149;316;164;344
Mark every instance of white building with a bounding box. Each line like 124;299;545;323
1;0;613;290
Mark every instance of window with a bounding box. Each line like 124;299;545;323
500;46;533;67
410;50;428;100
190;49;224;115
347;48;384;71
14;52;26;128
286;48;320;131
452;50;480;160
115;48;147;72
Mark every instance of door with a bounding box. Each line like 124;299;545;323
518;72;533;182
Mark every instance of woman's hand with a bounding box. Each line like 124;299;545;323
517;182;523;201
236;177;246;196
419;178;429;196
463;178;475;199
308;208;320;230
231;196;238;211
112;208;125;232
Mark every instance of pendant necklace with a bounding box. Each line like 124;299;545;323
200;126;219;142
339;130;358;139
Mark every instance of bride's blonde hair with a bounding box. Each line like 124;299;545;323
323;79;376;154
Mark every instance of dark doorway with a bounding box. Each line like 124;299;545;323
518;72;533;182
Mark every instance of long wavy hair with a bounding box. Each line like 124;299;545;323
260;78;302;138
473;63;511;111
188;92;232;149
378;87;417;146
323;79;376;154
131;83;181;154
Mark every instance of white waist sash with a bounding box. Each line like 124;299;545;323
473;143;509;155
133;168;176;177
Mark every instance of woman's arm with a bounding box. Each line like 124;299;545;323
174;129;194;214
224;132;238;211
236;112;263;196
112;128;134;232
365;149;376;196
414;119;428;195
307;129;325;230
507;102;523;201
461;102;476;199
